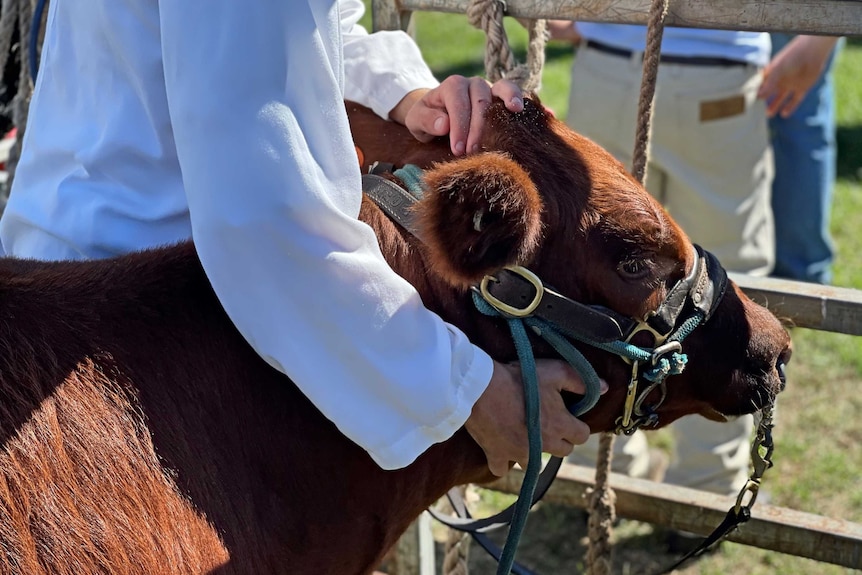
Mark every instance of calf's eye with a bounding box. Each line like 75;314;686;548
619;258;651;279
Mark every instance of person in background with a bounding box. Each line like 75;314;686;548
547;21;775;510
0;0;598;479
546;24;837;552
761;34;842;284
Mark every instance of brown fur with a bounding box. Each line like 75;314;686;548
0;98;790;574
416;151;543;286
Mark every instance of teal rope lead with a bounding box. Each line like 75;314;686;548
497;316;542;575
472;291;610;574
392;164;426;198
524;317;603;417
472;292;542;575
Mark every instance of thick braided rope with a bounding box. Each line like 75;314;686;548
587;1;669;571
466;0;548;92
585;432;617;575
442;485;471;575
631;0;669;183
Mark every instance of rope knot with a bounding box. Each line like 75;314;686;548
669;352;688;374
644;350;688;382
644;358;671;382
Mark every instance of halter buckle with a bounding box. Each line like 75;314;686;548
479;266;544;318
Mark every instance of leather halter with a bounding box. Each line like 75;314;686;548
363;165;782;575
363;166;728;429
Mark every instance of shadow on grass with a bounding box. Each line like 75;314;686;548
837;125;862;181
429;502;714;575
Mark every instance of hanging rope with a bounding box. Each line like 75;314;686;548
442;485;471;575
585;433;617;575
466;0;548;92
586;1;668;572
631;0;669;184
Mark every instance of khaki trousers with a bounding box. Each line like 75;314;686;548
565;44;773;494
567;44;775;275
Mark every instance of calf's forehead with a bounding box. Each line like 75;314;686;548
549;125;686;257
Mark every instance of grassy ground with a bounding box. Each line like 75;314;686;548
362;6;862;574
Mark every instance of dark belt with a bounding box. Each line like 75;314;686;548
585;39;749;67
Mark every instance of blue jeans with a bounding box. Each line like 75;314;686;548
769;33;840;284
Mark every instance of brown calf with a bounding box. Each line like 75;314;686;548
0;99;790;574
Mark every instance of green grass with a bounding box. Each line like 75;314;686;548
362;5;862;573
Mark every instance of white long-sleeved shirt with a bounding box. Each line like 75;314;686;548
0;0;494;470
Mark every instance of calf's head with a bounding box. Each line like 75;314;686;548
357;98;791;433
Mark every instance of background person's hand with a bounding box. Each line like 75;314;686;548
464;359;603;477
758;35;840;118
389;77;524;156
546;20;582;44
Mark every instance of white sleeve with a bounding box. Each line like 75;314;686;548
339;0;440;118
158;1;493;469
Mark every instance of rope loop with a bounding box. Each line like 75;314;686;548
466;0;547;92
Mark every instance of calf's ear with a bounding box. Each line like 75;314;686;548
414;152;543;288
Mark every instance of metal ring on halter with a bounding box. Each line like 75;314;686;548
650;340;682;364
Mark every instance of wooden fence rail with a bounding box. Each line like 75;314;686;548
374;1;862;572
731;273;862;336
486;463;862;569
373;0;862;36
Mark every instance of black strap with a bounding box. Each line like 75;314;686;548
653;506;751;575
694;246;729;323
361;173;424;240
645;244;728;336
427;459;565;575
585;40;749;68
437;489;538;575
484;269;631;343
